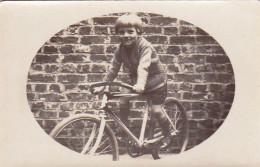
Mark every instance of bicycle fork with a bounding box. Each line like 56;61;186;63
80;113;107;155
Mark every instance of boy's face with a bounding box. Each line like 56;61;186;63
118;27;139;47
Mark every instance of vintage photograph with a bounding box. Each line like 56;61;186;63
0;2;259;167
26;12;234;161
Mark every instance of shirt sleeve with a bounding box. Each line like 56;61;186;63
103;49;122;83
136;46;152;87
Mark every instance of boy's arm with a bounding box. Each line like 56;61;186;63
103;49;122;83
136;47;153;88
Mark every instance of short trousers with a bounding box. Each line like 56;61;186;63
146;84;167;105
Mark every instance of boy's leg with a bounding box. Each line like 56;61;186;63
119;87;132;127
149;84;171;148
151;104;171;138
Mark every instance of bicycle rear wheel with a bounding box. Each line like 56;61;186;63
49;114;119;161
149;98;189;159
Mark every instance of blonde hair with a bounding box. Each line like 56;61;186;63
115;13;143;34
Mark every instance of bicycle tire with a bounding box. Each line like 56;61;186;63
149;98;189;159
49;114;119;161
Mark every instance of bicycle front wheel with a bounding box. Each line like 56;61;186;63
49;114;119;161
149;98;189;159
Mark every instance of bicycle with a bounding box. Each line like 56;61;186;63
49;82;189;161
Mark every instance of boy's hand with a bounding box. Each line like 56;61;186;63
93;86;106;94
133;84;145;93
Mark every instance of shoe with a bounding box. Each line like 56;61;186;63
159;136;172;149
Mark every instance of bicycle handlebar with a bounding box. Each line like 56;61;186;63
90;82;134;95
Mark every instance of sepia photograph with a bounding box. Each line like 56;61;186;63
0;1;259;167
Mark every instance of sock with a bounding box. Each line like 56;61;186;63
159;118;171;137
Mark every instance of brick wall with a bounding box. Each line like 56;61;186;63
26;12;235;151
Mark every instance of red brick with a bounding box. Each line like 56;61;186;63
193;84;207;92
225;83;235;92
79;26;92;35
26;84;32;92
167;82;179;90
206;102;221;112
61;54;87;63
35;55;59;63
150;17;177;26
106;45;117;53
87;74;104;82
159;55;174;64
206;55;230;64
60;103;75;110
211;64;226;72
198;120;215;129
58;74;85;83
166;46;181;55
49;84;61;93
90;54;108;62
32;64;44;71
60;45;73;54
50;36;78;44
183;64;194;72
170;36;196;45
181;45;198;54
191;111;208;119
204;73;233;83
226;64;234;73
64;84;77;90
81;36;108;44
154;46;164;54
224;93;234;103
91;64;106;73
195;27;209;35
197;46;225;54
196;36;217;44
144;36;168;44
66;93;94;102
190;102;205;110
45;65;59;73
60;64;76;73
167;64;179;72
143;27;162;34
179;26;196;35
110;36;120;43
39;93;66;102
90;45;104;54
45;103;60;110
35;84;47;92
92;17;117;25
31;102;45;110
195;65;211;73
183;92;207;100
164;27;178;35
39;111;58;119
59;111;70;118
28;74;55;82
76;64;91;73
65;25;79;35
179;83;192;91
179;55;205;64
94;26;108;35
175;74;202;82
44;120;58;128
76;103;90;109
43;46;58;54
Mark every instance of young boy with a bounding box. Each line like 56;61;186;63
95;13;171;148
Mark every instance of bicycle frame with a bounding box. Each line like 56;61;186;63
99;92;163;148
